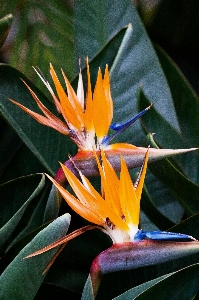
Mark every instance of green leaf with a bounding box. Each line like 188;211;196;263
43;184;63;223
0;116;21;178
143;133;199;215
73;25;128;85
113;264;199;300
169;213;199;240
45;229;111;293
155;45;199;148
139;81;199;184
1;1;74;86
81;275;95;300
141;184;175;230
74;0;179;147
6;182;52;252
0;14;13;49
140;168;184;231
0;141;49;184
0;213;71;300
0;174;45;251
0;64;76;175
113;273;172;299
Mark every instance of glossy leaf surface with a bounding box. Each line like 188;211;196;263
0;214;71;300
113;264;199;299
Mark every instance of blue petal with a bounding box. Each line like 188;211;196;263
134;229;146;241
110;103;154;132
101;103;154;146
133;230;196;241
145;231;196;241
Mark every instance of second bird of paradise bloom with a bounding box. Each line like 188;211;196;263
26;148;195;258
25;148;197;297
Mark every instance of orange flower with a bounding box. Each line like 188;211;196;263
46;148;148;244
9;60;152;151
25;148;195;266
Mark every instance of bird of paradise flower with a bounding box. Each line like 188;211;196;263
9;59;153;151
25;148;195;257
25;148;197;297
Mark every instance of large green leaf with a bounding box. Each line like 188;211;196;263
169;213;199;240
0;174;45;252
155;45;199;148
140;168;185;232
74;0;179;148
113;273;172;299
141;184;175;230
73;25;128;85
0;64;76;175
6;182;53;253
139;72;199;184
142;132;199;215
138;90;199;226
81;275;95;300
0;116;21;179
0;213;71;300
113;264;199;300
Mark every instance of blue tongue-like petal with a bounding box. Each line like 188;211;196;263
110;103;154;132
134;229;196;241
101;103;154;146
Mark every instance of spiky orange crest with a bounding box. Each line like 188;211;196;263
46;149;149;243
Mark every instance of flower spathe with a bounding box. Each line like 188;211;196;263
9;60;152;151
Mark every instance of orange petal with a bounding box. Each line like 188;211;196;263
60;163;112;220
94;151;119;214
62;69;84;124
32;68;63;114
9;99;69;135
61;162;128;231
134;148;149;201
46;174;103;225
93;68;112;141
81;173;129;231
50;64;82;130
84;58;94;132
107;143;138;150
103;65;113;128
119;156;139;226
101;150;122;216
